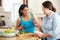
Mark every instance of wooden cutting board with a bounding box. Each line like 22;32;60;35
0;33;41;40
16;33;41;40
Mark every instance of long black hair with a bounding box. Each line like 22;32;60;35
18;4;28;16
42;1;56;12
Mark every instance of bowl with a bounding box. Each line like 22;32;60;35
3;33;16;37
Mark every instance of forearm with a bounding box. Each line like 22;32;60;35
35;24;42;32
16;17;20;29
41;33;51;38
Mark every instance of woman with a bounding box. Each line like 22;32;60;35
16;4;40;33
34;1;60;40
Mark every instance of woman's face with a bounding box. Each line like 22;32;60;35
42;6;49;14
21;7;29;16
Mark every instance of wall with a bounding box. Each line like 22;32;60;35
28;0;46;13
48;0;60;13
28;0;60;14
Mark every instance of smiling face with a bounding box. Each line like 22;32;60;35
21;7;29;16
42;6;45;14
42;6;48;14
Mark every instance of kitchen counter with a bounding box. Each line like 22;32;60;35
0;28;41;40
0;36;16;40
0;33;41;40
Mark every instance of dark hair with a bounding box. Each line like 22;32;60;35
42;1;56;12
18;4;28;16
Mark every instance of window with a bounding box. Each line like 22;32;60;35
12;0;28;22
23;0;28;5
12;4;20;22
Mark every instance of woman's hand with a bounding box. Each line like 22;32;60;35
34;32;51;38
16;26;24;30
34;33;43;38
34;31;43;38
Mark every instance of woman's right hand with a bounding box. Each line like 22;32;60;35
16;26;24;30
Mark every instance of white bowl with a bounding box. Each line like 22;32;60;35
3;33;16;37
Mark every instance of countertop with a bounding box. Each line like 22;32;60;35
0;33;41;40
0;27;41;40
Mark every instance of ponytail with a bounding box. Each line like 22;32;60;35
42;1;56;12
52;6;56;12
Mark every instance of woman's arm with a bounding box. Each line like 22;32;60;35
16;17;23;30
16;17;20;28
42;33;51;38
32;13;42;32
35;33;51;38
